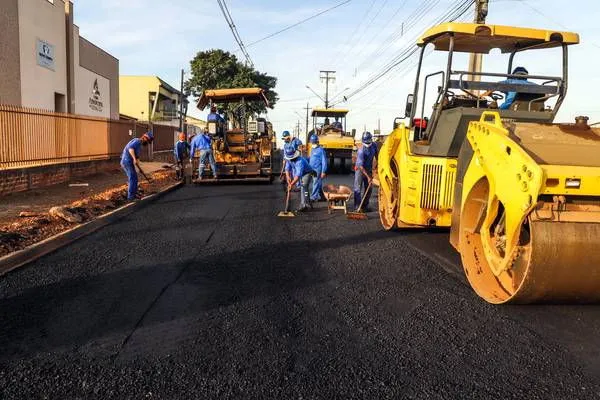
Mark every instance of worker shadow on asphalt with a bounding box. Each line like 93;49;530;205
0;229;395;362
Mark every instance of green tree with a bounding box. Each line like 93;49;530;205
185;49;278;121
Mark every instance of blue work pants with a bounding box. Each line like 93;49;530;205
295;173;312;210
353;170;372;210
199;149;217;177
121;162;138;200
310;173;324;201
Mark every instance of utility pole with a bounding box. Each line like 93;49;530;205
179;68;184;132
468;0;489;81
304;103;310;142
320;70;336;109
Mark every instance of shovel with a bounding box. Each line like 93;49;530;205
137;165;152;183
347;180;373;220
277;185;295;218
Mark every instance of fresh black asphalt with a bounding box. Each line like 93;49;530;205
1;174;600;399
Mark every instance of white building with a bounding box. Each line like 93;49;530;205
0;0;119;119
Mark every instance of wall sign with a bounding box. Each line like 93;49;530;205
36;39;55;70
88;79;104;112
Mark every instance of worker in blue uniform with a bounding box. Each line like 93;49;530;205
280;130;303;186
482;66;538;110
308;134;328;202
190;127;218;180
173;132;190;180
120;131;154;201
207;105;224;122
284;146;314;212
353;131;378;212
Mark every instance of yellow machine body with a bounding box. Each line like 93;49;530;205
377;22;600;303
377;123;456;229
308;108;354;167
195;88;273;181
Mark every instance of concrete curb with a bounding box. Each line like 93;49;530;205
0;181;183;276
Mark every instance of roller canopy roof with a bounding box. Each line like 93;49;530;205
197;88;269;109
417;23;579;54
311;108;349;117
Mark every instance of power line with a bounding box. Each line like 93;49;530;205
349;9;473;118
216;0;254;67
332;0;379;66
337;0;389;68
517;0;600;50
346;0;410;71
353;0;440;74
343;0;474;101
245;0;352;48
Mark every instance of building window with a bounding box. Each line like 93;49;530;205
54;93;65;113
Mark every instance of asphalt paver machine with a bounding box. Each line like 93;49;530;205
376;23;600;303
195;88;274;182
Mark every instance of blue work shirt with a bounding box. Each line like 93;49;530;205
174;140;190;161
121;138;142;165
207;112;224;122
332;121;343;130
355;144;378;172
285;156;313;179
309;146;328;175
498;78;538;110
190;134;212;158
281;138;303;158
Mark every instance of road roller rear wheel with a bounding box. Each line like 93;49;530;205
459;178;600;304
379;174;399;231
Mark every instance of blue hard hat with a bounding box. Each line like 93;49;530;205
362;131;373;144
309;134;319;144
513;66;529;75
281;130;291;139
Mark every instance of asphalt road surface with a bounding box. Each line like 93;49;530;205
2;174;600;399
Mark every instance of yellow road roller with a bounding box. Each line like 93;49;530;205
376;23;600;304
308;108;355;170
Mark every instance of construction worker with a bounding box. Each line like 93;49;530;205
483;66;538;110
190;127;218;180
280;130;303;185
207;105;224;123
308;134;327;202
174;132;190;180
120;131;154;201
332;117;343;132
284;146;314;212
353;131;378;212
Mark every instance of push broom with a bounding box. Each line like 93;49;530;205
277;185;295;218
347;180;373;220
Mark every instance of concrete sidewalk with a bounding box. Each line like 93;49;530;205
0;162;170;224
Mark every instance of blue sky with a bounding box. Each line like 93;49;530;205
75;0;600;142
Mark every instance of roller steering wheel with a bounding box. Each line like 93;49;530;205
489;92;505;101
